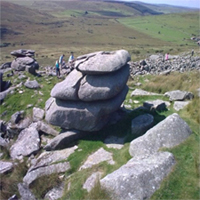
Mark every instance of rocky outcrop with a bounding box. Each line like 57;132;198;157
45;50;130;131
10;49;39;75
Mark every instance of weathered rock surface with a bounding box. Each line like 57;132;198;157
46;85;128;131
131;114;154;136
51;69;83;101
79;148;115;170
11;49;35;57
44;183;64;200
129;113;192;158
28;146;77;172
10;111;24;124
10;127;40;160
30;121;59;136
76;49;131;74
0;161;13;174
164;90;194;101
78;64;130;101
100;152;175;200
44;130;81;151
143;99;170;111
24;80;40;89
18;183;36;200
32;107;45;122
131;89;160;96
173;101;190;111
83;172;103;192
23;162;70;186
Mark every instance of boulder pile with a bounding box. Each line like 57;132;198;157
10;49;39;75
45;49;131;131
129;53;200;77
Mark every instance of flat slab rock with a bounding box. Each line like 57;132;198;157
75;49;131;74
129;113;192;158
173;101;190;111
131;89;160;96
10;127;40;160
79;147;115;170
23;162;70;186
0;161;13;174
164;90;194;101
28;146;78;172
44;130;82;151
100;152;175;200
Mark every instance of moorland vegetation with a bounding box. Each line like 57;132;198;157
0;0;199;199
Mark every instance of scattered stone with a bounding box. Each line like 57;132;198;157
0;120;7;135
11;49;35;57
131;114;154;136
10;111;24;124
28;146;78;172
143;99;170;111
0;62;11;69
173;101;190;111
10;127;40;160
129;113;192;158
164;90;194;101
17;183;36;200
83;172;103;192
24;80;40;89
197;88;200;97
100;152;175;200
32;107;45;122
129;53;200;77
30;121;59;136
44;130;82;151
44;183;64;200
8;194;18;200
79;148;115;170
0;161;13;174
0;136;8;147
23;162;70;186
131;89;160;96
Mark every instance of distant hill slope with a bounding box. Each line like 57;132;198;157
1;1;54;22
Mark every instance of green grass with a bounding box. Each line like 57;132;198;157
0;71;59;121
152;132;200;199
119;12;199;45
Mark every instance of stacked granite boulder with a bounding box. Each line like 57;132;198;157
11;49;39;75
45;49;130;131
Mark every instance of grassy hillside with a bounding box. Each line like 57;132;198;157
1;0;199;66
